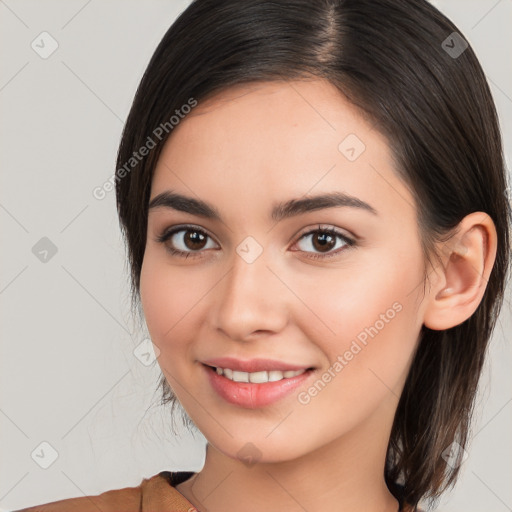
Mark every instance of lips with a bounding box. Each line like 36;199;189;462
202;357;316;409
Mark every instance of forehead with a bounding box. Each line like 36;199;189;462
150;79;415;224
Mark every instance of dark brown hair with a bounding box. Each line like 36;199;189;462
115;0;511;507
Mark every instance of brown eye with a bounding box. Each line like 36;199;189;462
293;226;355;260
182;229;208;250
156;225;218;258
311;231;336;252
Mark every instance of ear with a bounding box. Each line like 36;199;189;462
423;212;498;331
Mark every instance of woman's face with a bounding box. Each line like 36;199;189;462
140;79;430;463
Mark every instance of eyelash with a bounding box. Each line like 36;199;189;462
155;223;356;260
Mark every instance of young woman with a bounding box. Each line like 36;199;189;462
16;0;511;510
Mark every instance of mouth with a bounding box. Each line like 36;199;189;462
201;363;317;409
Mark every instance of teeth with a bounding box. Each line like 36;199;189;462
214;367;307;383
268;370;285;382
232;370;249;382
250;371;271;383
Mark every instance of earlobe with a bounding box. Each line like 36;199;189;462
423;212;497;331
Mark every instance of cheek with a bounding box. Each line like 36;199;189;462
140;250;225;370
139;252;197;349
294;248;423;400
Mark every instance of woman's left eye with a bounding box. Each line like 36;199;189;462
156;224;355;260
292;225;356;259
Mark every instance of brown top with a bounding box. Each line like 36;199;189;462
13;471;420;511
13;471;198;512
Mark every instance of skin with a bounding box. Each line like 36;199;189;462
140;79;497;512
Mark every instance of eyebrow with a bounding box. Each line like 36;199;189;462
148;190;378;222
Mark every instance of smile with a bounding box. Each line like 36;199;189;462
202;364;316;409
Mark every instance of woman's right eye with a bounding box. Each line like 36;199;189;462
156;225;218;259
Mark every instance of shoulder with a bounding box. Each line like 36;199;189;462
12;472;194;512
12;478;145;512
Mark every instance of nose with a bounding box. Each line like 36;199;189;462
212;247;289;341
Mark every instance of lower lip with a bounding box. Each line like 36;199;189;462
203;364;315;409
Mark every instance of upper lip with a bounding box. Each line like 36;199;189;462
202;357;314;373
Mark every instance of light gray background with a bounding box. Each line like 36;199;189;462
0;1;511;511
